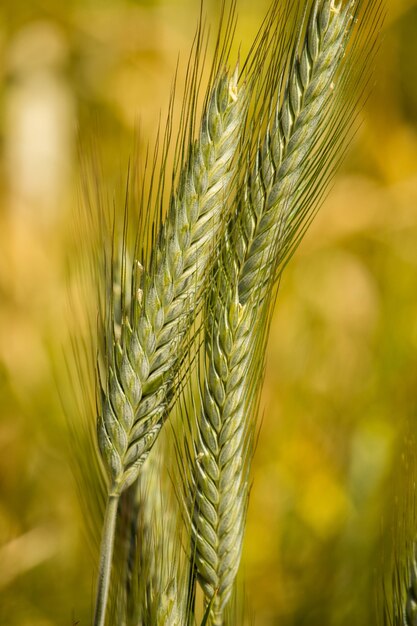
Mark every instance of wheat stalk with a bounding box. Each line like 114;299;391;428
188;1;377;623
94;66;247;626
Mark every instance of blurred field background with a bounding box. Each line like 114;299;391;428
0;0;416;624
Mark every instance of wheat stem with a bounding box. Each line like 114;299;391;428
93;494;119;626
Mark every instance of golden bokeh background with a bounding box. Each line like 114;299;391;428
0;0;416;624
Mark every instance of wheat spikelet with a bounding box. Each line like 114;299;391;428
155;580;182;626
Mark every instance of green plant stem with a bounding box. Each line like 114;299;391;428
94;494;119;626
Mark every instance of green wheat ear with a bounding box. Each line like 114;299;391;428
122;440;187;626
92;2;289;621
404;543;417;625
180;0;384;623
97;66;245;497
92;0;255;616
94;68;246;626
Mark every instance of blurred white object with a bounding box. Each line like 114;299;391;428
4;21;74;227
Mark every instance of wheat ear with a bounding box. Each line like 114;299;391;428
236;0;357;304
121;444;185;626
189;1;368;622
98;66;244;497
94;67;246;626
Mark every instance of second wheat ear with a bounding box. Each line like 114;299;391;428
186;1;378;623
94;66;247;626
